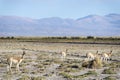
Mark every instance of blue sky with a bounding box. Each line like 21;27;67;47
0;0;120;19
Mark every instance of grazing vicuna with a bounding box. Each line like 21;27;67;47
101;50;112;61
86;51;98;60
7;51;26;72
61;49;68;58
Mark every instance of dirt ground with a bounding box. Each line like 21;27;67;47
0;41;120;80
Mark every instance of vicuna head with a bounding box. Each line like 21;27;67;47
66;49;68;53
108;50;113;60
108;50;112;57
21;51;26;59
96;50;98;54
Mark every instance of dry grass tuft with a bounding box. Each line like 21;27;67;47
103;76;116;80
82;60;89;68
91;57;103;69
102;68;116;74
82;57;102;69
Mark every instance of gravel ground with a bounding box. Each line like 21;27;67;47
0;41;120;80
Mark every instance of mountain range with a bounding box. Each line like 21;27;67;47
0;13;120;36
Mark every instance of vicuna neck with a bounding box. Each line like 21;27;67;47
66;49;68;53
21;51;25;59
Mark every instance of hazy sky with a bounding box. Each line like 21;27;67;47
0;0;120;19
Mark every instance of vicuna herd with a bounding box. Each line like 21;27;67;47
86;50;113;61
60;49;113;62
83;50;113;69
0;48;113;72
60;49;113;69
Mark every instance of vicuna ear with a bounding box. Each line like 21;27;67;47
97;50;98;53
66;49;68;52
95;51;98;54
110;50;112;53
23;51;26;55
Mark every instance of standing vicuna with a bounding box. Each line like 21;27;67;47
101;50;112;61
7;51;26;72
86;51;98;60
61;49;68;59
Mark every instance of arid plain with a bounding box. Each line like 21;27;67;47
0;38;120;80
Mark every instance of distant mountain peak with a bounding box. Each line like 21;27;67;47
0;13;120;36
77;15;103;21
105;13;120;17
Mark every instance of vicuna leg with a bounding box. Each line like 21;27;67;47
9;61;12;72
16;63;20;72
7;65;11;72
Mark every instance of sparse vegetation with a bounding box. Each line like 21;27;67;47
85;70;98;76
57;61;81;73
18;75;30;80
18;75;45;80
0;63;6;67
82;57;102;69
103;76;116;80
0;36;120;44
59;70;98;79
102;68;116;74
59;72;73;79
109;62;120;68
0;38;119;80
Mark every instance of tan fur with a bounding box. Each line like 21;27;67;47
7;51;26;72
61;49;68;58
95;53;102;60
86;51;98;60
101;50;112;61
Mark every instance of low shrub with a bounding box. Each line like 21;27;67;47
102;68;116;74
103;76;116;80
